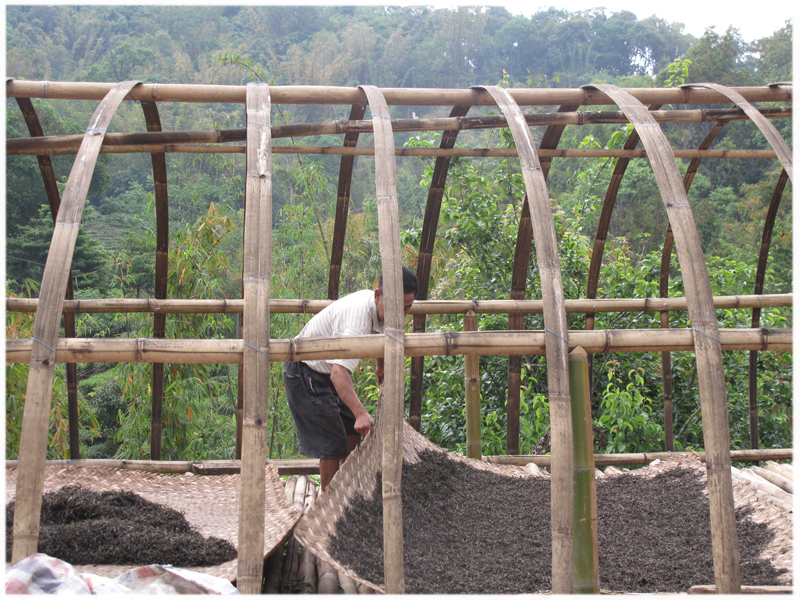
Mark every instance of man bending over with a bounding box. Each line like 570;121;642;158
283;266;419;490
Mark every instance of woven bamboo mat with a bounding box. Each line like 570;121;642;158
295;408;793;593
5;462;300;582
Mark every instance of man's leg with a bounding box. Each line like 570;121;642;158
321;434;361;491
319;459;339;491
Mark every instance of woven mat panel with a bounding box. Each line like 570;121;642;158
5;463;300;582
294;402;533;593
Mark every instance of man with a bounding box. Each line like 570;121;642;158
283;266;419;490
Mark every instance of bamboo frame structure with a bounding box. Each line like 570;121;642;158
11;80;142;565
464;310;481;460
586;82;742;592
236;82;274;594
5;80;792;594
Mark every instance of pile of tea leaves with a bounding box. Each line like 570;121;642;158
329;451;788;593
5;486;236;567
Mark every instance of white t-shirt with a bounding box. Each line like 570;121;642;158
296;289;383;374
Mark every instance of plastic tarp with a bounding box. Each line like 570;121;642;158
5;554;240;595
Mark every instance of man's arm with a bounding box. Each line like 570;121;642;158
330;363;375;436
375;358;384;386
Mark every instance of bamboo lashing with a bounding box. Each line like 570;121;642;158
236;82;274;594
6;79;792;106
6;292;792;316
7;106;791;155
359;84;406;594
478;84;574;593
587;83;740;593
11;80;142;566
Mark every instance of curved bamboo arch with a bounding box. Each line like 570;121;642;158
138;100;171;460
237;82;274;593
475;84;573;593
14;96;81;460
583;83;740;593
507;103;579;455
409;104;471;431
659;120;729;450
748;168;790;450
682;83;793;182
328;102;367;300
358;84;407;594
11;80;143;565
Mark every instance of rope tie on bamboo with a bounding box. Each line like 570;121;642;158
689;328;722;345
86;127;107;133
32;337;57;362
384;332;405;346
374;114;391;121
503;110;523;117
243;342;270;360
247;121;272;128
543;328;569;345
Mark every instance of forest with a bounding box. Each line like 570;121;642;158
4;5;793;463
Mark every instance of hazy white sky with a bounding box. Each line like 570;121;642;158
493;0;793;43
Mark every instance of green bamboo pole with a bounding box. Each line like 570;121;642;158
569;347;599;593
464;310;481;459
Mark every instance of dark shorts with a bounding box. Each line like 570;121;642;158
283;361;357;460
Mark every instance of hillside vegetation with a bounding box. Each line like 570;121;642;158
5;6;793;462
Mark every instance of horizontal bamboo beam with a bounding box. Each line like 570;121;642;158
5;328;791;365
6;80;792;106
4;458;320;476
7;106;791;155
7;293;792;316
7;448;790;473
8;141;780;160
484;448;793;467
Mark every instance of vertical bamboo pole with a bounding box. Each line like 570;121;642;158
587;83;740;593
409;104;471;432
359;84;405;594
569;347;599;594
139;99;170;461
464;310;481;459
328;103;366;300
236;82;273;594
11;81;141;565
749;169;789;458
660;120;727;452
476;84;573;593
508;104;579;455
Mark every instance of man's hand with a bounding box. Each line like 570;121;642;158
354;410;375;436
330;364;375;436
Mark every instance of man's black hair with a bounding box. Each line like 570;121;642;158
379;266;419;299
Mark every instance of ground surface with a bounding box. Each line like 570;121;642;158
5;486;237;567
329;452;787;594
